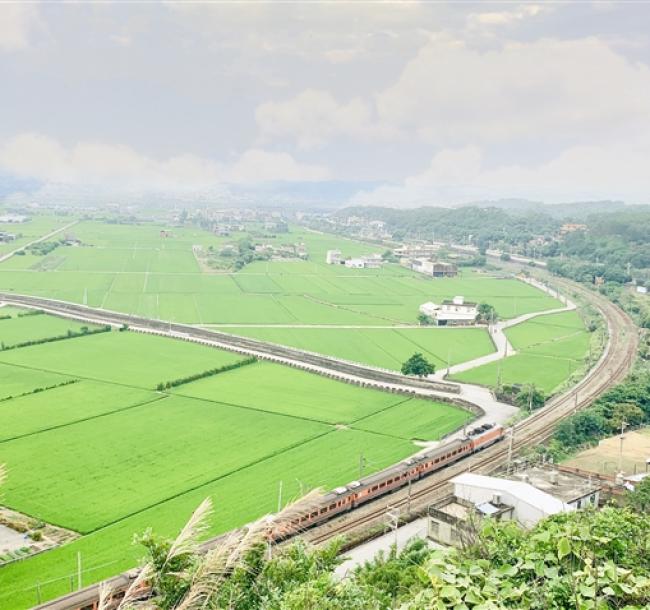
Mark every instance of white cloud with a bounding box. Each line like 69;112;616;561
257;34;650;154
0;133;329;192
350;141;650;207
255;89;395;149
375;35;650;146
0;4;41;51
222;148;329;183
467;4;547;28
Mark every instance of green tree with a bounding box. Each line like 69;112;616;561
401;353;435;377
514;384;545;410
417;312;432;326
477;302;498;322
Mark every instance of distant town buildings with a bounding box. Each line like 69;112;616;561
0;214;29;223
327;250;384;269
428;467;602;546
255;242;308;260
560;223;587;235
393;243;441;258
0;232;16;243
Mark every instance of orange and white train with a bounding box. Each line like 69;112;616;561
288;423;506;531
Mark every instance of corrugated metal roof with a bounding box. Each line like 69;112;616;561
452;473;569;515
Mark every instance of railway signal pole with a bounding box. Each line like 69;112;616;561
385;506;400;546
507;428;514;474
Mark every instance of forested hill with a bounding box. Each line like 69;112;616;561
335;205;560;246
332;204;650;287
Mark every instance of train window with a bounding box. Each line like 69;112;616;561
372;485;378;492
310;512;318;518
387;478;393;484
320;508;327;514
434;458;439;463
380;482;385;488
329;504;337;511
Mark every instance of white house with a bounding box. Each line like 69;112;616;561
344;258;366;269
326;249;342;265
418;296;477;325
419;302;440;317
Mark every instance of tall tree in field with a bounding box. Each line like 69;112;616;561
401;353;435;377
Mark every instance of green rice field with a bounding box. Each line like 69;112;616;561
451;310;591;393
0;327;469;609
0;309;100;348
222;326;496;371
0;220;560;325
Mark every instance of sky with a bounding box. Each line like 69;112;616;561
1;1;650;208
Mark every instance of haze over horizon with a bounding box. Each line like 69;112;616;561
2;2;650;208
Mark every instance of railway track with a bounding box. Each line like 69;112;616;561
12;275;636;610
0;291;459;396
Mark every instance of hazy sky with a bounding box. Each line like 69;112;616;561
1;1;650;207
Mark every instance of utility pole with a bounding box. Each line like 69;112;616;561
618;422;628;473
359;453;365;479
407;478;412;515
574;391;578;413
277;480;283;512
77;552;82;590
507;428;514;474
446;347;451;376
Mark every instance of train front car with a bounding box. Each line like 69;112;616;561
467;423;506;452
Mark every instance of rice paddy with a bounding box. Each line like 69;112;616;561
451;310;591;393
0;327;469;609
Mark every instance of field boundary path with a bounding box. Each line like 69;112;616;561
431;277;576;380
0;220;79;264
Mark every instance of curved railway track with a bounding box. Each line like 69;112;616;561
9;275;636;610
305;281;637;544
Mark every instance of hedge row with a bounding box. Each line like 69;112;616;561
0;379;79;404
156;357;257;391
17;309;44;318
0;325;111;351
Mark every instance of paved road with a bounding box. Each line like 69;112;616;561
0;220;79;264
431;277;576;380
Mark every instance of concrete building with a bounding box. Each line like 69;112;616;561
361;253;383;269
344;258;366;269
394;243;441;258
410;258;458;278
428;468;601;546
419;302;439;317
326;249;342;265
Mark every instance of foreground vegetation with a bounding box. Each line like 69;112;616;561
109;497;649;610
